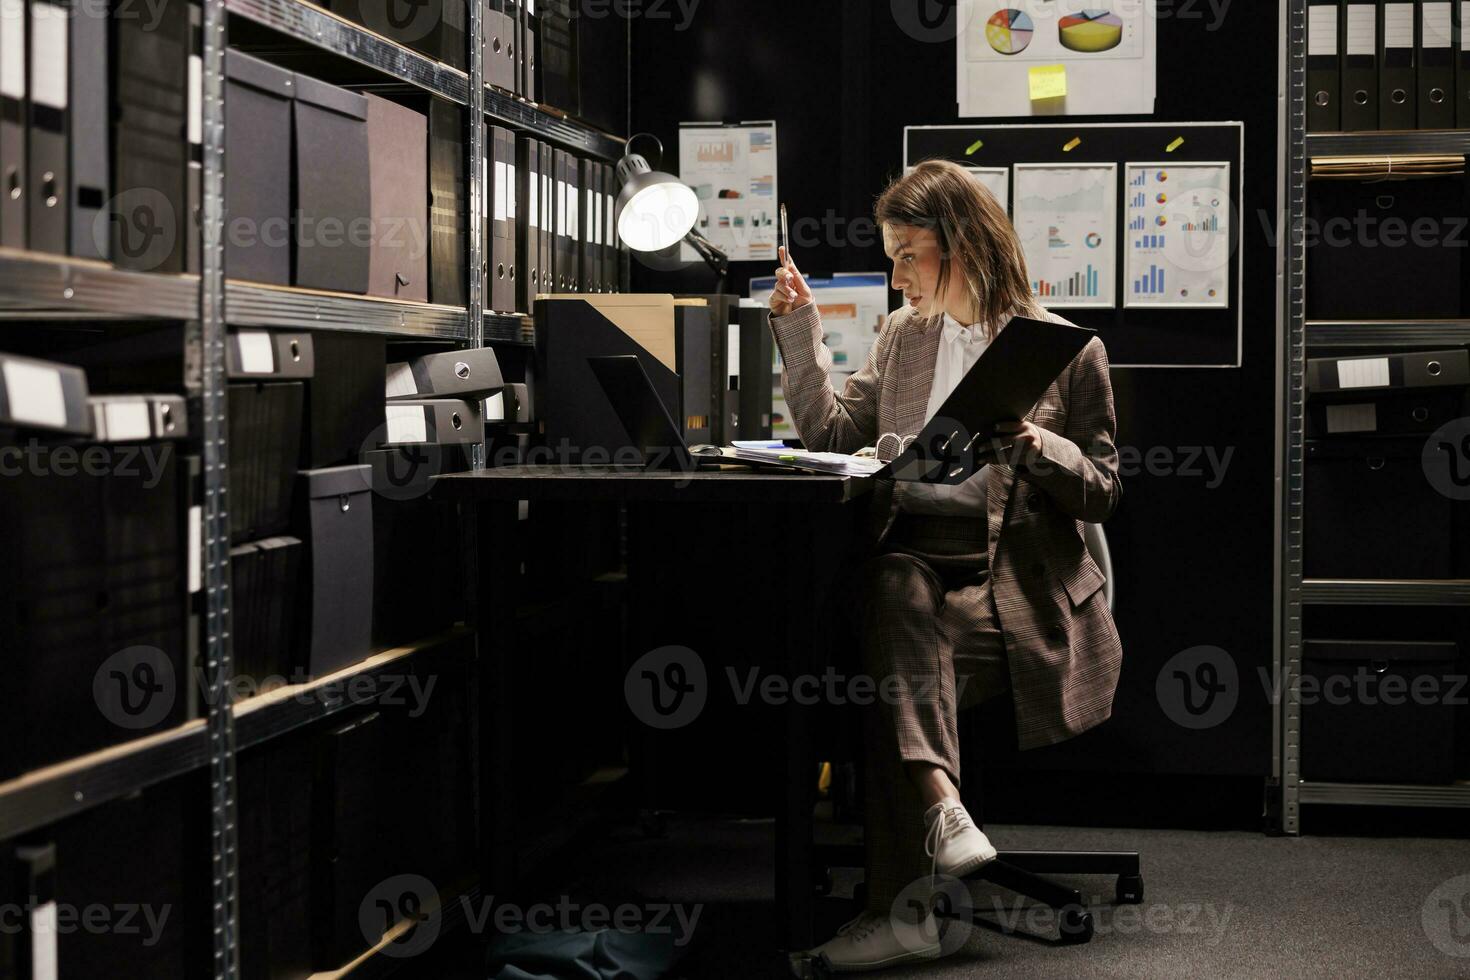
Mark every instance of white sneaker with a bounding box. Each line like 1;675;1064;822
810;911;944;973
924;798;997;880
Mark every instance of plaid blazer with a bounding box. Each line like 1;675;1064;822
769;302;1123;749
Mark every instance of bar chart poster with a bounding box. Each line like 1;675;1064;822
1123;161;1231;308
1014;162;1117;309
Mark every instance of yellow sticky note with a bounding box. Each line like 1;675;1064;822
1029;64;1067;101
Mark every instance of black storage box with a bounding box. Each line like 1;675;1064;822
297;464;374;678
1301;639;1461;783
292;74;371;294
1306;174;1469;319
675;304;713;446
0;437;189;781
225;50;294;286
231;535;303;686
1307;386;1468;438
228;381;304;543
305;332;386;469
363;93;429;302
1304;437;1461;579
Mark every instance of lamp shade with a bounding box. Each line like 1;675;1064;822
614;153;699;253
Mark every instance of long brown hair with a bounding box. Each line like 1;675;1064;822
875;159;1042;339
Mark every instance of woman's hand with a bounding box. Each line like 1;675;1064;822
978;420;1043;467
768;245;813;317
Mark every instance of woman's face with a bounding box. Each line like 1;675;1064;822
883;222;972;323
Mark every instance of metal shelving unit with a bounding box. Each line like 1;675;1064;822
0;250;202;319
1277;0;1470;834
227;281;471;339
484;84;626;159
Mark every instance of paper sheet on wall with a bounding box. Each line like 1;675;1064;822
904;164;1011;212
956;0;1156;117
1123;161;1231;308
1014;162;1117;308
678;121;778;263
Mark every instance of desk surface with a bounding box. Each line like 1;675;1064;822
432;464;871;504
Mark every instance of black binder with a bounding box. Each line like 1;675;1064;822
429;98;464;306
485;123;516;313
1459;0;1470;125
1309;0;1342;131
538;140;553;294
1418;0;1457;126
517;133;540;312
580;156;596;293
484;0;515;93
602;161;617;291
521;0;537;100
1380;0;1418;128
68;0;107;259
551;147;568;289
1343;0;1381;128
185;1;201;273
0;4;23;248
506;0;522;96
27;0;66;254
566;150;581;290
539;0;577;115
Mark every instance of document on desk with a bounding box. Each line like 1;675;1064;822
724;447;888;477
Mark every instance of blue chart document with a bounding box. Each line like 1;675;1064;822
1014;162;1117;309
1123;161;1231;309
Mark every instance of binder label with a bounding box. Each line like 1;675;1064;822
235;331;275;374
32;900;58;980
605;193;614;248
1423;2;1453;46
1384;3;1414;49
1308;4;1338;55
104;400;152;441
385;362;418;398
386;404;428;444
557;180;567;235
1337;356;1390;388
0;0;22;99
508;163;516;223
1326;403;1377;433
2;359;65;427
29;2;67;110
188;54;202;146
187;505;202;594
528;169;539;228
495;160;508;223
1346;4;1376;55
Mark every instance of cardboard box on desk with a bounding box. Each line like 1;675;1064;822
292;74;371;294
225;50;294;286
534;294;678;462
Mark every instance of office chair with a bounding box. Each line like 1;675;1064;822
814;523;1142;945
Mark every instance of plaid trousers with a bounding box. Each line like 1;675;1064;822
854;509;1010;919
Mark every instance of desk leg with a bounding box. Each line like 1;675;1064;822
477;500;520;895
778;505;852;954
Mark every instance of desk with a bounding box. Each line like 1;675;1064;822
433;464;871;954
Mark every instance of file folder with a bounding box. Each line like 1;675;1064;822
385;347;504;400
227;329;317;380
382;397;485;446
485;0;516;93
364;93;429;301
306;332;385;468
603;161;617;291
1419;0;1457;126
1459;0;1470;125
552;147;569;289
69;0;107;259
1306;349;1470;392
229;380;303;543
1380;0;1418;128
186;0;201;273
539;0;577;114
27;0;66;255
566;150;581;290
503;125;517;310
292;74;370;293
0;0;24;248
486;123;516;313
429;98;464;306
517;134;541;312
0;351;90;434
112;0;188;272
506;0;522;96
1309;0;1342;131
580;157;596;293
87;394;188;442
1344;1;1382;128
225;50;294;286
521;0;537;100
486;380;532;423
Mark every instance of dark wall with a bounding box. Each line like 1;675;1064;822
631;2;1282;780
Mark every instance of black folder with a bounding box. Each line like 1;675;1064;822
602;161;617;291
551;147;568;289
580;156;596;293
292;74;370;293
27;0;66;254
566;150;581;290
428;98;464;306
484;0;516;93
539;0;577;115
1309;0;1342;131
1380;0;1418;128
517;133;540;312
185;1;201;273
1343;0;1381;129
0;8;22;249
1459;0;1470;125
487;123;516;313
538;140;553;294
881;317;1096;485
69;0;107;259
1418;0;1456;126
502;125;517;310
506;0;522;96
521;0;537;100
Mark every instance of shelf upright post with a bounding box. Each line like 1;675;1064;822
469;0;486;471
199;0;241;970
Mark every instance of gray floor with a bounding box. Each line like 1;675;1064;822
530;814;1470;979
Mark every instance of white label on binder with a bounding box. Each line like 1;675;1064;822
486;391;505;420
543;173;552;230
30;2;67;111
569;183;579;241
508;163;516;224
385;362;418;398
104;400;151;441
2;360;66;427
495;160;508;222
386;404;428;444
188;55;203;146
605;193;614;249
557;180;567;235
1308;5;1337;56
1337;357;1390;389
235;331;275;374
187;505;202;593
1346;4;1376;55
32;900;58;980
482;158;489;217
727;324;740;381
593;191;602;245
1326;403;1377;433
0;0;24;100
528;167;539;228
1384;2;1414;49
1422;2;1453;46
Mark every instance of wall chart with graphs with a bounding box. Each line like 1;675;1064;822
903;121;1244;368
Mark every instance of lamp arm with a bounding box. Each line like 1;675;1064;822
683;227;730;279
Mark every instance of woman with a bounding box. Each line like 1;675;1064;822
767;160;1123;973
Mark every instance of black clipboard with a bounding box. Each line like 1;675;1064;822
878;316;1096;485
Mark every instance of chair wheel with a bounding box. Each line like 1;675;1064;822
1116;874;1144;904
1059;906;1093;944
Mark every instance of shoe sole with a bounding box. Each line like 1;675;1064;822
941;845;998;879
821;946;944;973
